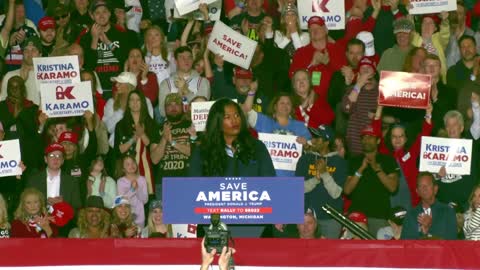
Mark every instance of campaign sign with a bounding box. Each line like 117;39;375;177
191;101;214;132
419;136;472;175
33;56;81;86
40;81;95;118
174;0;217;15
297;0;345;30
407;0;457;15
163;177;304;224
258;133;303;171
378;71;431;109
207;21;258;69
0;139;22;178
174;0;222;21
171;224;198;238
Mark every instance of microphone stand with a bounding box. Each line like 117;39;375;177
321;204;375;240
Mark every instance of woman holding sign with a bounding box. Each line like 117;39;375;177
372;104;433;209
411;12;450;83
243;92;310;177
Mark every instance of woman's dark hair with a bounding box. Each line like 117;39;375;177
117;90;156;142
199;98;256;176
129;47;146;58
123;90;152;126
267;92;296;120
88;155;109;181
384;123;407;151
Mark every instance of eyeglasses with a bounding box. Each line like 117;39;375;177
55;14;69;20
47;153;63;159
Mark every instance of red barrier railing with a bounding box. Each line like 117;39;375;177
0;239;479;268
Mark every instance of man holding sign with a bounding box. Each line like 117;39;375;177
429;110;479;210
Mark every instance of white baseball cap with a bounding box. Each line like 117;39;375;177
356;31;375;57
111;72;137;88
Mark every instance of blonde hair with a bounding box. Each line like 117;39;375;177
14;188;47;222
144;25;169;66
76;208;111;238
111;204;135;226
0;194;10;229
145;208;172;237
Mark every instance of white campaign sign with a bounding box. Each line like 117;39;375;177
33;56;81;86
174;0;217;16
408;0;457;15
258;133;303;171
191;101;215;132
171;224;197;238
0;139;22;178
207;21;258;69
297;0;345;30
419;136;472;175
40;81;95;118
174;0;222;21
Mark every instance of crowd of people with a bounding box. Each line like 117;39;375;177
0;0;480;240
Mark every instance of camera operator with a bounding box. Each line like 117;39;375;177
201;238;236;270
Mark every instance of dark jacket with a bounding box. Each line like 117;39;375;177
401;200;457;240
26;169;82;210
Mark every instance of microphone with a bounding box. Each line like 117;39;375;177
233;141;241;158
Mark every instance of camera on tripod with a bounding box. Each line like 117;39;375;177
204;213;230;253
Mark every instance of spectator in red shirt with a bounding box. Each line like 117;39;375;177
292;69;335;127
289;16;347;106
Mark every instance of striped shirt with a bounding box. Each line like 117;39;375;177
342;85;379;155
464;208;480;240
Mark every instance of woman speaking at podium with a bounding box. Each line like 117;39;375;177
188;98;275;237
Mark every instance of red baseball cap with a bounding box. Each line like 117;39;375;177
49;202;74;227
348;211;368;224
204;25;214;35
45;143;65;154
234;67;253;80
58;131;79;144
361;124;381;137
358;56;377;72
38;16;56;31
422;14;440;25
308;16;325;28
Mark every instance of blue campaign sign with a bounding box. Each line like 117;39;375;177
163;177;304;224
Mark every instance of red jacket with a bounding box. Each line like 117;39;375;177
10;219;58;238
95;92;106;119
295;97;335;128
137;72;159;105
289;43;347;103
375;119;433;207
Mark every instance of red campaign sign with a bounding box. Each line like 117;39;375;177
378;71;432;109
